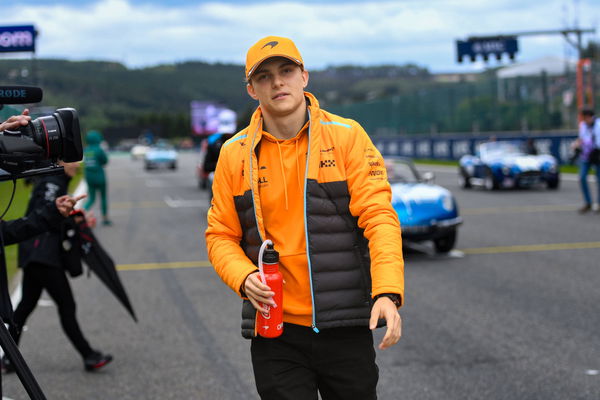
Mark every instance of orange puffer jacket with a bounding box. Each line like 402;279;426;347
206;92;404;336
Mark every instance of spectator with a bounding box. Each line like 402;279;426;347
83;130;111;225
576;108;600;213
524;138;538;155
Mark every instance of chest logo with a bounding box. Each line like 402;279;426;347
320;159;336;168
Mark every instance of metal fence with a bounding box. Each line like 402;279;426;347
373;133;578;165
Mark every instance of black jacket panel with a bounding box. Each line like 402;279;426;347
234;190;261;265
305;179;372;329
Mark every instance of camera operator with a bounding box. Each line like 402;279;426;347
2;159;113;373
0;109;112;374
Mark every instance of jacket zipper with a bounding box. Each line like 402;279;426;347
303;110;319;333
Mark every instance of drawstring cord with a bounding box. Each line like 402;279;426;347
275;140;289;210
295;140;302;191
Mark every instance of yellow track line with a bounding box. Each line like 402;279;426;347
461;241;600;254
117;261;212;271
111;201;167;209
116;241;600;271
462;204;579;215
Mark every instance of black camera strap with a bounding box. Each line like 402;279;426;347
0;227;14;324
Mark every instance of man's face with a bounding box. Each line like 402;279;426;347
583;114;594;125
246;57;309;118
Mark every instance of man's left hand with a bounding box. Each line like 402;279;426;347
0;109;31;131
369;296;402;350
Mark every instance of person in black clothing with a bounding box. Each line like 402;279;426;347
0;183;83;324
524;138;538;155
2;162;112;373
202;132;234;178
202;132;234;199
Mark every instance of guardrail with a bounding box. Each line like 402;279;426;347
373;133;578;164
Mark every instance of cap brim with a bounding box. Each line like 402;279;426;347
247;55;303;80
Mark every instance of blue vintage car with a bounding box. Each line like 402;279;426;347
458;141;560;190
144;141;178;170
386;157;462;253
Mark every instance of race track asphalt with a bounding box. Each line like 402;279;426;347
2;152;598;399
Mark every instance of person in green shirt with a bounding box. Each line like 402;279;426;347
83;130;111;226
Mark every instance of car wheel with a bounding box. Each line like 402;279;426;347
547;176;560;190
170;162;177;170
458;168;471;189
484;169;498;190
434;230;457;253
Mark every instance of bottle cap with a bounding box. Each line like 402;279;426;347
262;243;279;264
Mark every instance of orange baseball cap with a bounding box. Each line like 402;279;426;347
245;36;304;81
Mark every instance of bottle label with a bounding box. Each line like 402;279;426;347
261;305;271;320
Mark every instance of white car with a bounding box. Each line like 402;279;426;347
130;144;150;160
144;142;178;170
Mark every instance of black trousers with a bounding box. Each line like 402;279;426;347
10;263;93;358
251;323;378;400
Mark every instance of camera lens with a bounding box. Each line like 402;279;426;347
26;108;82;162
31;115;62;159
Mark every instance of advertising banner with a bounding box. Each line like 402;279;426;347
0;25;36;53
190;101;236;136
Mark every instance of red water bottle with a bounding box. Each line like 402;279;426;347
256;243;283;338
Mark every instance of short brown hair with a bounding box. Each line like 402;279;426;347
581;108;595;117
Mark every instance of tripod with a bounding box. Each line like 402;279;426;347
0;230;47;399
0;317;47;399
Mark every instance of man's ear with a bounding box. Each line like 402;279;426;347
247;83;258;100
302;69;309;89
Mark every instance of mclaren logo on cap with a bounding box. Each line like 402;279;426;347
262;41;279;49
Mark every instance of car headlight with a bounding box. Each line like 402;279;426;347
441;195;453;211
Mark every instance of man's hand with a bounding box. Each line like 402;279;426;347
0;109;31;131
369;296;402;350
243;271;275;314
85;210;97;228
55;194;87;217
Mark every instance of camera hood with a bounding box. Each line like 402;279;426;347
55;108;82;162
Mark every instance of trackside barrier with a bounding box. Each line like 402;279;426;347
373;134;578;165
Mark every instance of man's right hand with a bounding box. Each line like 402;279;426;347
243;272;275;314
55;194;87;217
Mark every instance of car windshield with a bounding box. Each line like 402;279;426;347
479;141;524;158
154;141;174;150
385;160;419;184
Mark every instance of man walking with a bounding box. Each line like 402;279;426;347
577;108;600;213
206;36;404;399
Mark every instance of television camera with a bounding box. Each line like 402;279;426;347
0;85;83;181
